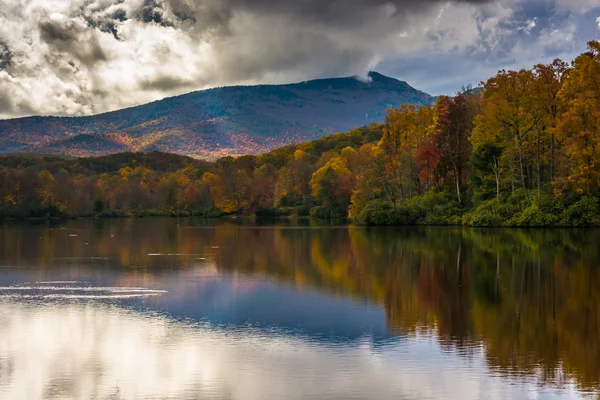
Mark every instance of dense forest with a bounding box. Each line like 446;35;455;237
2;41;600;226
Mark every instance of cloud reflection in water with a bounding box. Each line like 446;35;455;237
0;299;582;400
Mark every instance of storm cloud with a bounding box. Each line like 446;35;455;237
0;0;599;118
0;42;12;71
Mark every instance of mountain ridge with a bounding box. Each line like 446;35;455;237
0;71;434;159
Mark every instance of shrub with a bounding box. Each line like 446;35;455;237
409;191;461;225
310;206;330;219
355;200;420;225
539;189;566;216
560;196;600;226
310;205;346;219
134;209;166;217
255;207;295;217
462;197;518;227
170;210;191;217
463;189;580;227
97;209;130;218
206;208;226;218
295;205;311;217
511;203;558;227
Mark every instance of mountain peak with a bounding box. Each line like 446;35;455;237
365;71;409;86
366;71;390;80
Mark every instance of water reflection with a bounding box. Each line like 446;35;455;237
0;219;599;398
0;299;583;400
0;281;167;299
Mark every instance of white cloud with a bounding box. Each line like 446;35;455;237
0;0;597;118
518;18;537;34
538;24;578;50
554;0;600;14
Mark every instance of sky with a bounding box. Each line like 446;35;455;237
0;0;599;119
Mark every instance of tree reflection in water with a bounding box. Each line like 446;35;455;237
0;219;598;396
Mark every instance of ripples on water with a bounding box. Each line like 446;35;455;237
0;219;598;399
0;282;167;299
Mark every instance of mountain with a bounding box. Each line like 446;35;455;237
0;72;434;159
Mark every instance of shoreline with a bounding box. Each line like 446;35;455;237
2;213;600;229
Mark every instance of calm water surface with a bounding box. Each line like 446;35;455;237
0;219;599;399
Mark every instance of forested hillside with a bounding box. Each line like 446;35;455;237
0;152;212;218
2;41;600;226
0;72;433;159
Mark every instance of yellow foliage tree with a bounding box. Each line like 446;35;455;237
471;69;541;191
555;41;600;195
37;170;56;208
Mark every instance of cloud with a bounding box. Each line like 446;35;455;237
0;0;599;118
0;42;12;71
554;0;600;14
137;0;175;26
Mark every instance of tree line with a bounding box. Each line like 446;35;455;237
0;152;214;218
2;41;600;226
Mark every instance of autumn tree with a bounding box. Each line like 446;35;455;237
348;143;385;219
475;70;543;190
426;93;478;202
380;105;434;203
202;157;252;213
554;41;600;195
249;165;276;212
469;143;503;200
274;150;315;207
0;169;23;211
532;59;570;186
310;155;353;215
37;170;57;208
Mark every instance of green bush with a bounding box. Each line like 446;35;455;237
409;191;461;225
206;208;226;218
187;208;226;218
134;209;166;217
510;203;558;227
295;205;311;217
310;205;347;219
462;197;519;227
97;209;131;218
463;189;581;227
310;206;329;219
255;207;295;217
169;210;191;217
539;189;566;216
560;196;600;226
355;200;420;226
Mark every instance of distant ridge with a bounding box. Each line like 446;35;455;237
0;71;434;159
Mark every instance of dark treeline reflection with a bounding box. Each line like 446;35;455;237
1;219;599;392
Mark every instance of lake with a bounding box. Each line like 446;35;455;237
0;218;598;399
